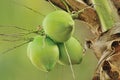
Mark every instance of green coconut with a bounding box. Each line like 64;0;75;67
58;37;83;65
27;36;59;72
43;10;74;43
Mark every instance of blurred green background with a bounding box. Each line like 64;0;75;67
0;0;97;80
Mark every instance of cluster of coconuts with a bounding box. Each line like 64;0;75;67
27;10;83;72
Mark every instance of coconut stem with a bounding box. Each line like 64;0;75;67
92;0;120;31
64;43;76;80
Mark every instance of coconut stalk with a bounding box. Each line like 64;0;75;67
92;0;120;31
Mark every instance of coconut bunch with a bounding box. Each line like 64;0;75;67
27;10;83;72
